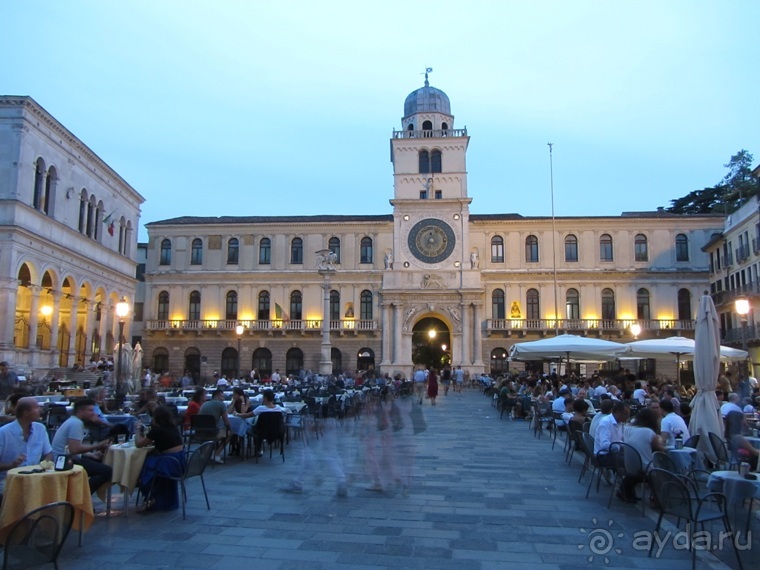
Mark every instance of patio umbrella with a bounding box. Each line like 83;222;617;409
624;336;747;384
509;334;629;366
690;294;724;463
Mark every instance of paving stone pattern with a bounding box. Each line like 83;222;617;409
57;390;755;569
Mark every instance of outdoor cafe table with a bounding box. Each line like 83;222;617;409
105;413;137;434
667;447;703;474
707;470;760;532
102;444;152;517
0;464;93;544
33;394;64;404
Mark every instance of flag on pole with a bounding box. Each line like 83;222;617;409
103;210;115;236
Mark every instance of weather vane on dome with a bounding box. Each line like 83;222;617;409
423;66;433;87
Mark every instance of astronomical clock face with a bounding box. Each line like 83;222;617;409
407;218;456;264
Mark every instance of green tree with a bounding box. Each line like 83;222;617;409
666;149;758;214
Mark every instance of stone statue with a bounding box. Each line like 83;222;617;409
384;250;393;269
447;305;461;322
315;249;337;271
510;301;521;318
421;274;444;289
470;250;480;269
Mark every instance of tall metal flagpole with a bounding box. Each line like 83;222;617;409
548;143;559;335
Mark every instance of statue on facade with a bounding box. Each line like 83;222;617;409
315;249;337;271
470;250;480;269
384;250;393;270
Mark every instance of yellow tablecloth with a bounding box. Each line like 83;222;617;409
0;465;93;542
104;445;151;494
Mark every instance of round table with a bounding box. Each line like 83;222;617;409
707;470;760;531
103;444;152;516
0;464;93;544
667;447;703;474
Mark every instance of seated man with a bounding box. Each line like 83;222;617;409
720;393;743;418
593;401;630;471
251;390;286;458
52;398;112;494
199;389;231;464
659;399;690;443
0;398;53;492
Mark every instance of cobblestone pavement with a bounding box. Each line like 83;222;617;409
58;389;755;569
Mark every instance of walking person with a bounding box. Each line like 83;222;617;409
413;368;426;405
427;369;439;406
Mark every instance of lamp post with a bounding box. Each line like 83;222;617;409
235;324;245;379
115;297;130;396
735;298;750;378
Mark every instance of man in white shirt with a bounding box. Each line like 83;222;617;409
270;369;281;384
590;398;614;441
594;401;630;468
632;382;648;405
593;383;608;397
659;399;690;441
720;393;743;418
413;368;427;404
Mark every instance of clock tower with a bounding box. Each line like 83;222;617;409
381;72;484;374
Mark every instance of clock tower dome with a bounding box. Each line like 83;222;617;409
389;71;472;271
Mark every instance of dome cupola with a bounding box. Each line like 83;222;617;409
403;69;451;118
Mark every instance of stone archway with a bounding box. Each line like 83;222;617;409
411;316;450;369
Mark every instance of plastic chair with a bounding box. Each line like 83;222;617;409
648;468;743;570
2;501;74;570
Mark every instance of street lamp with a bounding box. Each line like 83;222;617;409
629;323;641;339
235;324;245;379
115;297;130;395
735;298;750;377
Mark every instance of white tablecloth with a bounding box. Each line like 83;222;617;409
707;470;760;510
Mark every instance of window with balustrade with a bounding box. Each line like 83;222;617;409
637;288;651;320
566;288;580;320
678;288;692;321
188;291;201;320
360;290;373;320
290;290;302;321
526;289;540;319
226;291;238;320
258;291;270;321
492;289;505;319
330;290;340;321
601;288;616;320
157;291;169;320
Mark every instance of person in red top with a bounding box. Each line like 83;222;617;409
183;387;207;431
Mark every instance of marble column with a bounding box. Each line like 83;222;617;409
393;304;402;364
0;278;19;355
49;291;61;360
81;299;93;362
98;302;109;358
460;301;470;365
67;297;79;365
473;302;484;366
27;285;41;350
380;302;392;367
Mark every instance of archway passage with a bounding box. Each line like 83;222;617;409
411;316;450;369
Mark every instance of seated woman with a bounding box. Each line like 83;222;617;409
227;387;251;456
136;405;186;512
183;387;207;433
725;410;759;470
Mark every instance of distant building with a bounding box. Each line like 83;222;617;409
0;96;144;374
140;79;723;381
704;166;760;376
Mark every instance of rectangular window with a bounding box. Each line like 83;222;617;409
133;302;144;322
435;190;442;199
420;190;427;200
135;263;146;282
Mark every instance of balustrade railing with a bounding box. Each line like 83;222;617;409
485;318;695;333
147;319;378;333
392;128;467;139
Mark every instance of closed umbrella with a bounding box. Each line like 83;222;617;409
690;294;724;463
132;342;144;384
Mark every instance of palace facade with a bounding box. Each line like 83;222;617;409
0;97;144;373
141;79;724;380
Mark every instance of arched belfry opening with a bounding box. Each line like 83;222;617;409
411;316;450;369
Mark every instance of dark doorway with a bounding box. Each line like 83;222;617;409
411;317;450;369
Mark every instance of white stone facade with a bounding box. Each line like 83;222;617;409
0;97;144;374
140;82;724;381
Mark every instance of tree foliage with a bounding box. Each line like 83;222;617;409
666;150;759;214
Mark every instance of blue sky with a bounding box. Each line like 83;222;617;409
4;1;759;241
